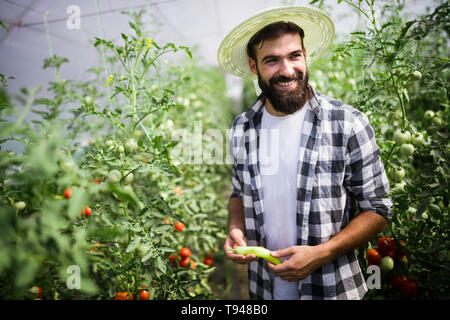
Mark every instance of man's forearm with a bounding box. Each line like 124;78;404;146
228;196;245;232
318;211;388;264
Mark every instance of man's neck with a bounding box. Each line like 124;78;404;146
264;86;311;117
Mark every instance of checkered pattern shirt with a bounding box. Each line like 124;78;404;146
228;85;392;300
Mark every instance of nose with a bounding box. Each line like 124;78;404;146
279;58;295;78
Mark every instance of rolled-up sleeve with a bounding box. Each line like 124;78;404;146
344;112;393;219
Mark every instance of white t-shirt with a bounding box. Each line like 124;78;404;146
259;101;309;300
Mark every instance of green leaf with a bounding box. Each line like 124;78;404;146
153;224;173;234
179;45;192;59
0;21;9;31
157;256;167;273
109;184;140;208
42;55;69;69
158;246;175;254
142;250;153;262
129;21;141;36
126;236;142;253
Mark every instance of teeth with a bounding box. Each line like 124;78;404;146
278;80;295;87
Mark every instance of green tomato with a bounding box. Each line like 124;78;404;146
125;138;138;152
392;167;406;181
424;110;435;120
83;95;93;105
411;70;422;80
123;185;134;194
392;181;406;192
400;143;415;157
107;170;122;183
431;116;443;126
63;161;74;169
117;145;125;153
380;256;394;272
124;172;134;184
228;246;281;265
393;129;411;144
412;132;425;147
14;201;26;210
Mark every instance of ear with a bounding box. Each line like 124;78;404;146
248;58;258;75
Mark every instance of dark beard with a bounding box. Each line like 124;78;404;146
258;70;309;115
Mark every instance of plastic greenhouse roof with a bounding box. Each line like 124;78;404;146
0;0;438;96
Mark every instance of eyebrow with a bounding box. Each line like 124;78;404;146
260;49;304;63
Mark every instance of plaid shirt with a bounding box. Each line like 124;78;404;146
228;85;392;300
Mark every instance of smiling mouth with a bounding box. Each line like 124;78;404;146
275;79;296;88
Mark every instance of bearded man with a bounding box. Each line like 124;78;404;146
218;6;392;300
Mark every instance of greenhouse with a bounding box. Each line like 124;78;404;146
0;0;448;304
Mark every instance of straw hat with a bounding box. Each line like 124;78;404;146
217;6;335;79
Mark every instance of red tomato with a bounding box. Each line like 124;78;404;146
180;258;196;270
139;287;150;300
114;292;134;300
64;189;72;199
397;240;408;257
163;218;173;225
179;247;191;259
29;286;42;298
180;258;189;268
174;222;185;232
391;275;408;290
84;206;92;217
366;248;382;265
402;281;418;298
377;236;396;256
202;258;213;266
93;178;101;184
168;254;177;268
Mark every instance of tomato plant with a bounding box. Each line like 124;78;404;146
0;10;231;299
313;0;449;299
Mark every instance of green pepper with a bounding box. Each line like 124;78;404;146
228;246;282;265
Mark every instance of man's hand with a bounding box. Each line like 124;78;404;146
224;228;258;264
267;245;327;282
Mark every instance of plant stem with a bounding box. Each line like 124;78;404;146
345;0;409;130
130;49;143;134
390;74;408;130
384;143;397;172
15;87;40;127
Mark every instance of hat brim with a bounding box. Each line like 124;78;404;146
217;6;335;79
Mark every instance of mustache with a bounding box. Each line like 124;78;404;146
269;72;304;86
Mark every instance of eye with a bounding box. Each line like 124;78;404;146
264;58;277;64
